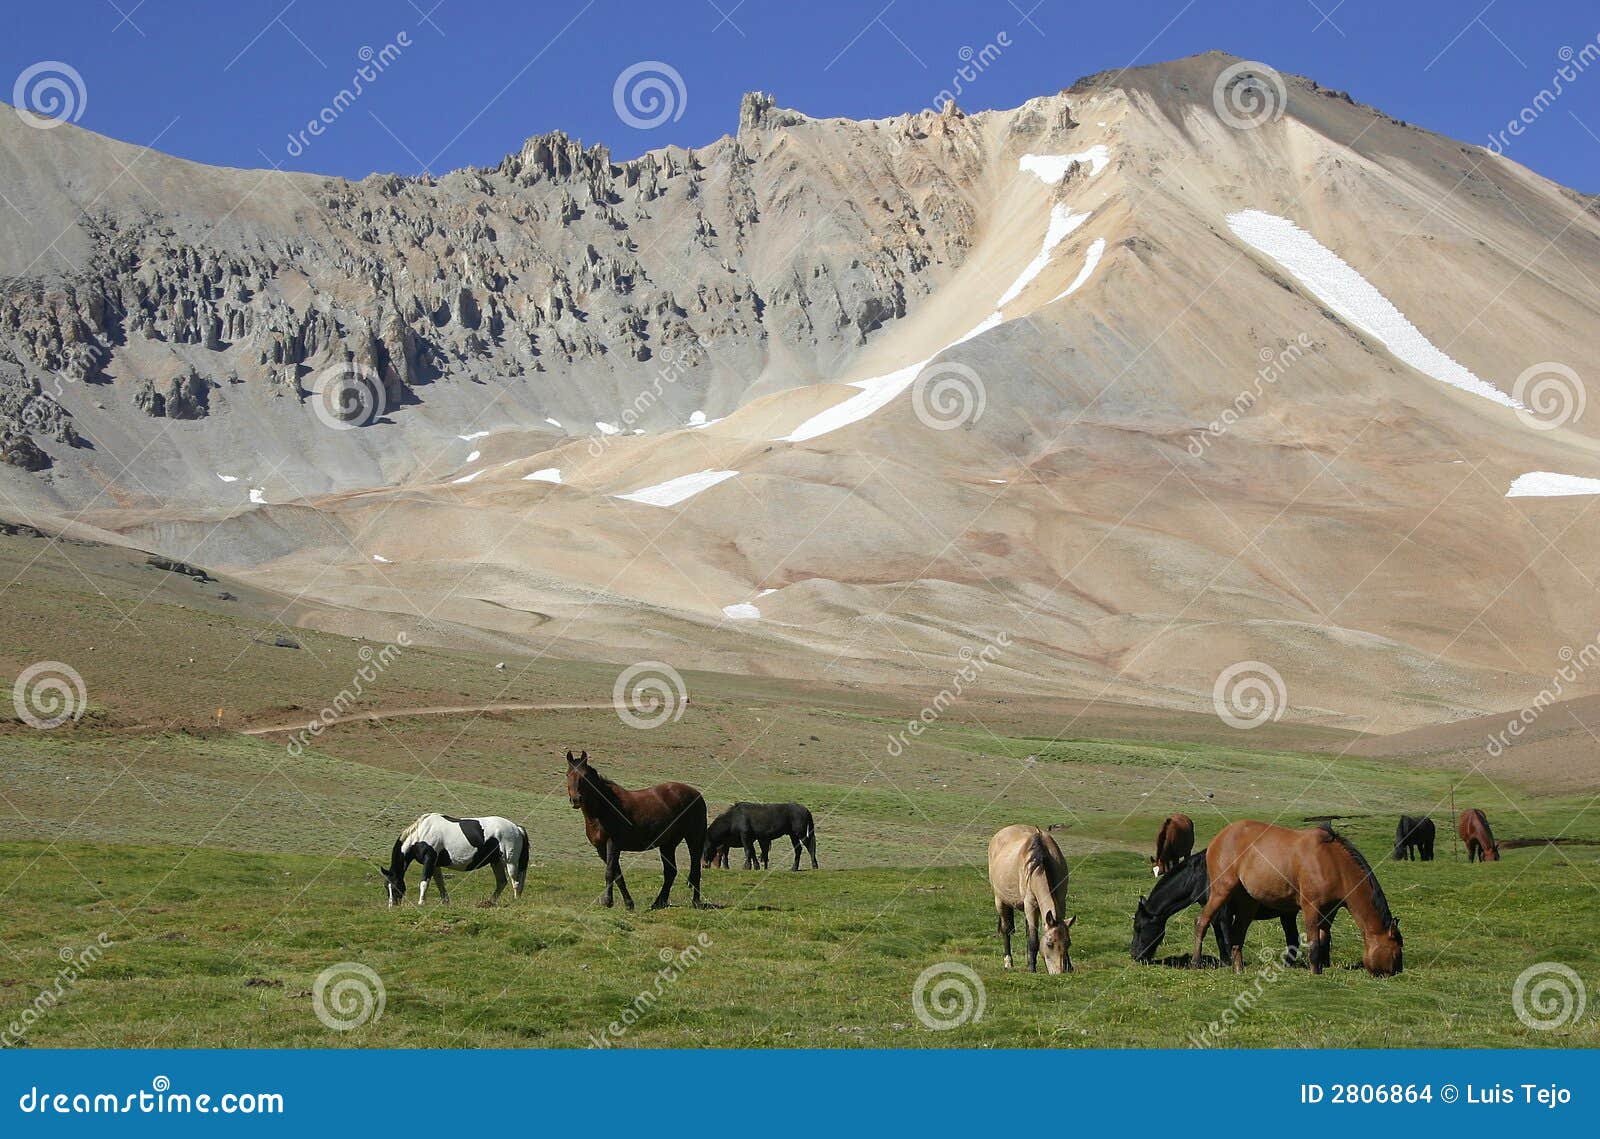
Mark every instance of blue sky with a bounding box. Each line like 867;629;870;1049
6;0;1600;189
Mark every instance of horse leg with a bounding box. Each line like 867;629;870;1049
805;829;818;869
759;839;772;869
601;842;618;908
613;850;636;911
418;852;437;904
1192;888;1230;968
1300;904;1326;973
488;858;508;905
742;835;758;870
686;835;705;909
996;900;1015;969
790;835;803;871
432;868;450;906
1280;913;1301;965
1025;903;1041;973
652;846;677;910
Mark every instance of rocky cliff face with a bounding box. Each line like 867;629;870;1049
0;90;1019;476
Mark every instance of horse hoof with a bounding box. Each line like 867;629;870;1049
649;901;668;911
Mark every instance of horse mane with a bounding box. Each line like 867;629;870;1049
1327;829;1396;928
578;762;628;814
1024;831;1053;874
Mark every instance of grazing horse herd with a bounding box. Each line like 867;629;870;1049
376;753;1501;982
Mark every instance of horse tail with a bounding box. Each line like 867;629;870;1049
515;826;530;882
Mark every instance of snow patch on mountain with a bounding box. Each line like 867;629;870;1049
1226;210;1521;411
614;468;739;506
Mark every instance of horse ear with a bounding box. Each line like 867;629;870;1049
1064;914;1078;929
580;750;588;761
1137;895;1147;906
566;750;575;763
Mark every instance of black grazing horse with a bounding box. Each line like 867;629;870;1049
703;802;818;871
1131;848;1300;965
1392;814;1436;861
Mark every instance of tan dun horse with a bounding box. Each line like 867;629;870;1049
988;824;1076;973
1152;813;1195;877
1192;821;1402;976
1458;808;1500;862
566;750;707;909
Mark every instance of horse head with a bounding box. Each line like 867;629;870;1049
1364;918;1403;976
1130;895;1163;962
377;863;404;907
1041;911;1076;974
565;749;591;810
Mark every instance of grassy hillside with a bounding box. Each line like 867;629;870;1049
2;528;1596;1048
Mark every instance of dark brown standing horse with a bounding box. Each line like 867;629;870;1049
565;750;707;909
1151;813;1195;877
1192;820;1402;976
1458;808;1500;862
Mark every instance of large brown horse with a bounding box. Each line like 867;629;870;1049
1152;813;1195;877
1192;821;1402;976
565;750;707;909
1458;808;1500;862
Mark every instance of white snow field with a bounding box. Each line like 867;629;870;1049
1226;210;1521;410
997;204;1091;308
721;603;761;620
1051;237;1106;302
458;431;489;441
614;468;740;507
1506;472;1600;497
1019;144;1111;183
452;469;484;484
523;468;562;483
784;148;1110;444
595;421;620;435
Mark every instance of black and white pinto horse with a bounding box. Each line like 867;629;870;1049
379;813;529;906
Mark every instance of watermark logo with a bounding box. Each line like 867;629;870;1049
1513;962;1586;1031
284;34;412;158
1486;38;1600;155
1512;362;1585;431
1211;660;1286;730
13;61;87;129
0;934;111;1047
612;661;688;730
312;962;386;1031
1187;334;1313;457
13;661;86;729
308;362;387;430
285;635;410;756
1212;61;1286;131
588;935;713;1047
613;61;687;130
912;362;986;431
912;962;986;1030
887;632;1010;755
1486;636;1600;757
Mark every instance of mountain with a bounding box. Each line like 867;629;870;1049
4;50;1599;733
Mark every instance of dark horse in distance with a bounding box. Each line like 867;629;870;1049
1132;848;1299;965
1458;808;1500;862
704;802;818;870
1392;814;1435;861
566;750;707;909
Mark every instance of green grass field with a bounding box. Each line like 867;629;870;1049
1;530;1597;1048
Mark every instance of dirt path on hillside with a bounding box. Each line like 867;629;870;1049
239;702;615;735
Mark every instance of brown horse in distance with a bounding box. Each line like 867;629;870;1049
1193;821;1402;976
1152;813;1195;877
1458;808;1500;862
565;750;707;909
